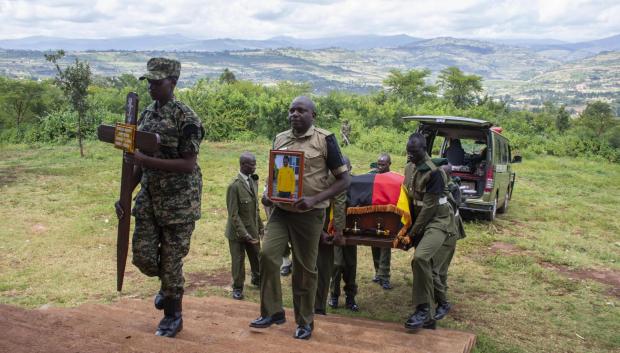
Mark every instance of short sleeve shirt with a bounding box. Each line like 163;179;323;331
272;125;347;211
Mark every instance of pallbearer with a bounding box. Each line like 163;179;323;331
114;57;204;338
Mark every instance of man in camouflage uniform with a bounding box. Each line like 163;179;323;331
314;156;348;315
115;57;203;338
225;152;262;300
250;96;350;340
370;153;393;290
403;133;458;331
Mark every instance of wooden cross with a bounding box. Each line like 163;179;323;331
97;92;160;291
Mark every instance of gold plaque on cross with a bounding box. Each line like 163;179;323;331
114;122;136;153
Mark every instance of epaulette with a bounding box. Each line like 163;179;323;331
173;99;197;117
314;126;334;137
416;159;438;173
275;129;292;140
431;158;448;167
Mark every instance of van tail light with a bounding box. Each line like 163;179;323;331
484;164;494;192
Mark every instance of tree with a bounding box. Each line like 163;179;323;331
437;66;483;109
0;79;45;137
577;101;616;138
383;69;436;104
555;105;571;133
219;68;237;84
45;50;92;157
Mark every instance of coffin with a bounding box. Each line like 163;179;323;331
339;172;414;250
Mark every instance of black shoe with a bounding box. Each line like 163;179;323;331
434;301;452;320
251;274;260;287
314;308;326;315
293;323;313;340
381;279;393;290
404;304;433;331
345;296;359;312
280;265;292;276
154;290;164;310
155;293;183;338
249;312;286;328
232;289;244;300
372;275;381;283
327;296;339;309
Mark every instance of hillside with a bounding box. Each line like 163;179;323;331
0;36;618;110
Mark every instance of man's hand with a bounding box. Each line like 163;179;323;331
114;200;125;220
293;196;317;211
242;234;260;245
261;194;273;207
320;230;334;245
332;229;346;246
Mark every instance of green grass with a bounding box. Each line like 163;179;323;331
1;141;619;353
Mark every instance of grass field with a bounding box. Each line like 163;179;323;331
1;141;619;353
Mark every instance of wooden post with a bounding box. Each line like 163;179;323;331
97;92;160;291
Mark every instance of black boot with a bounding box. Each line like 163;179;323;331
345;296;359;312
404;303;435;330
154;290;164;310
434;301;452;320
155;292;183;338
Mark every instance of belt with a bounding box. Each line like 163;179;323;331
413;196;448;207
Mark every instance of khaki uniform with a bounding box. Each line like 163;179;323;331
404;154;457;316
315;191;346;313
225;174;263;290
260;126;347;326
131;98;203;297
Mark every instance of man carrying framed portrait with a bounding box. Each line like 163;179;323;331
249;96;351;340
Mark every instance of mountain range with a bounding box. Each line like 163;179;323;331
0;34;619;112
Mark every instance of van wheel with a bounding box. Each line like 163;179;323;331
485;198;497;221
497;188;510;214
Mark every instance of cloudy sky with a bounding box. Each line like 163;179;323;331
0;0;618;42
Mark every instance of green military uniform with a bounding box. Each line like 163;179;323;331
315;191;346;313
404;154;458;317
432;177;466;306
331;244;357;299
225;173;263;291
371;247;391;283
260;126;347;326
131;96;204;298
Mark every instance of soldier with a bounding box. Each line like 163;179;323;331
115;57;204;338
431;163;466;320
328;156;359;312
225;152;263;300
340;120;351;146
403;133;458;331
315;156;348;316
370;153;393;290
249;96;350;340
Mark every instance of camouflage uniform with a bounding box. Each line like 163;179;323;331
131;82;203;297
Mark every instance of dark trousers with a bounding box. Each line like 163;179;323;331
331;245;358;298
228;239;260;290
259;207;324;326
315;242;334;312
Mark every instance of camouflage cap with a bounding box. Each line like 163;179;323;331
139;57;181;80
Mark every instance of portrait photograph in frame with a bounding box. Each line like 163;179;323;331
267;149;304;203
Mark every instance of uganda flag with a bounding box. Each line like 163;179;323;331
346;171;412;246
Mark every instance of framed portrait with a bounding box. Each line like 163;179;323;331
267;149;304;203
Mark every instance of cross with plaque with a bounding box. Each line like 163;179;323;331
97;92;160;291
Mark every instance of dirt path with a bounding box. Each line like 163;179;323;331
0;296;475;353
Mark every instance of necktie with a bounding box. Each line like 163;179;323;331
248;177;255;196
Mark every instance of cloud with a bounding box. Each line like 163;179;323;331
0;0;618;41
